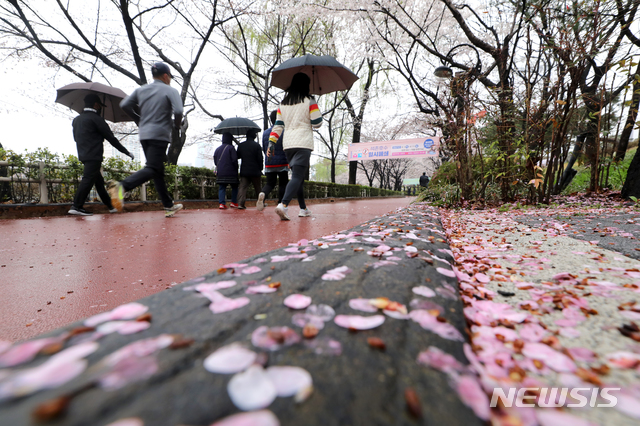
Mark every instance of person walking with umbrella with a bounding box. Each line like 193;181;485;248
108;62;184;217
214;132;239;209
68;93;134;216
268;72;322;220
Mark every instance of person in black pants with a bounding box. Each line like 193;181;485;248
237;128;264;209
257;110;288;211
69;94;134;216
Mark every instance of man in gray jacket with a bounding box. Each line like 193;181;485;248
109;62;184;217
69;93;134;216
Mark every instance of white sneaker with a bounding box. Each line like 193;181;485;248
298;208;311;217
165;203;184;218
109;208;119;213
256;192;265;211
275;203;290;221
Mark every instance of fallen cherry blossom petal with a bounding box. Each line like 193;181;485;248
305;304;335;321
105;418;144;426
321;266;352;281
303;337;342;356
417;347;464;373
615;388;640;420
409;299;445;314
436;267;456;278
522;343;576;372
567;347;597;363
558;327;580;338
204;343;257;374
349;298;378;313
102;335;174;367
383;310;410;320
227;365;277;411
519;323;547;342
410;312;464;341
251;326;301;351
265;366;312;397
210;296;251;313
291;314;325;330
334;315;385;330
0;337;64;368
242;266;262;275
474;273;490;283
85;302;149;327
284;294;312;310
97;321;151;336
245;285;278;294
196;281;237;293
98;356;159;391
453;375;490;420
412;286;436;298
210;410;280;426
620;311;640;321
606;351;640;368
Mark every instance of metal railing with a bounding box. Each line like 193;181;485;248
0;160;399;205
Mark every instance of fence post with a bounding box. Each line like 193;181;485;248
174;173;179;200
39;161;48;204
200;179;205;199
324;186;328;199
141;183;147;201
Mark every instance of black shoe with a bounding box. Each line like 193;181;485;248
68;207;93;216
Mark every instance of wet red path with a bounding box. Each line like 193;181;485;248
0;198;412;342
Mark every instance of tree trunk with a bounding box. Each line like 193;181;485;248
621;148;640;199
615;63;640;161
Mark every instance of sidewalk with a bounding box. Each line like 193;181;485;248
0;198;411;342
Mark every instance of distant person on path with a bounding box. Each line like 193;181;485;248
257;110;288;211
69;93;134;216
0;141;10;203
268;73;322;221
419;172;430;189
214;132;239;209
236;128;264;209
110;62;184;218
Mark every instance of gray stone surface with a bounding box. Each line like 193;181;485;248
0;205;480;426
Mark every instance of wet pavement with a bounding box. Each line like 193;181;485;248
0;198;411;342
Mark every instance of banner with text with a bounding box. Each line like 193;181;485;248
347;137;440;161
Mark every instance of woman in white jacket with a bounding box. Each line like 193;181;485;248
268;73;322;221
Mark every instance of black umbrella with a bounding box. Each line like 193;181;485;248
214;117;261;136
55;82;133;123
271;54;359;95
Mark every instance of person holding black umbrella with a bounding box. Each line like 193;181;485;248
236;128;264;209
68;93;134;216
109;62;184;217
268;72;322;221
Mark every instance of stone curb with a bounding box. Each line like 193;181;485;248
0;204;479;426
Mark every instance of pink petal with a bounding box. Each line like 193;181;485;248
321;266;352;281
474;273;490;283
291;314;325;330
196;281;237;292
522;343;576;372
210;297;250;313
245;285;277;294
106;419;145;426
227;365;277;411
303;337;342;356
412;286;436;298
410;313;464;341
615;389;640;419
620;310;640;320
454;375;490;420
519;323;547;342
283;294;312;310
383;309;410;320
305;304;335;321
417;346;464;373
0;337;63;368
251;326;301;351
97;321;150;335
98;356;158;391
85;302;149;327
204;343;257;374
567;347;597;362
265;366;312;397
242;266;262;275
606;351;640;368
349;298;378;313
103;335;174;367
334;315;385;330
210;410;280;426
223;263;248;268
436;267;456;278
409;300;445;313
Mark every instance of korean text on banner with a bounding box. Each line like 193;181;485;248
347;137;439;161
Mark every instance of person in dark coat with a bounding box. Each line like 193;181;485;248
69;93;134;216
214;132;239;209
256;110;288;211
236;128;264;209
419;172;430;189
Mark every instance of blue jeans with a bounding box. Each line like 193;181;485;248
218;183;238;204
